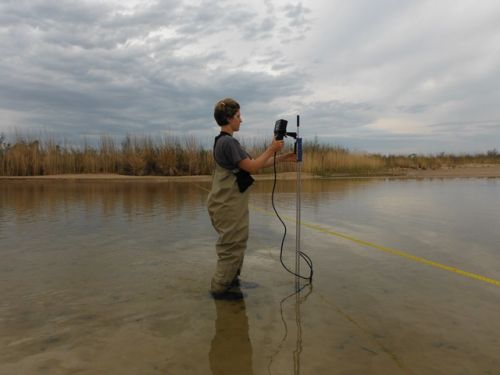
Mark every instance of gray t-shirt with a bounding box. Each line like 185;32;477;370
214;134;251;170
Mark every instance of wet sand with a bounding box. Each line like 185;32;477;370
396;164;500;179
1;164;499;181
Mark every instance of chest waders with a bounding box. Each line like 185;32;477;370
207;163;250;293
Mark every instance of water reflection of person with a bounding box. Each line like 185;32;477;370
207;98;294;299
209;298;254;375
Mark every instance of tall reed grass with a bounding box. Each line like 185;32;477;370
303;141;385;176
0;133;498;176
0;134;215;176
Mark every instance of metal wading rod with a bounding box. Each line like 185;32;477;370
294;288;302;374
295;115;301;292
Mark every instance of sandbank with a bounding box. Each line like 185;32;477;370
1;164;499;181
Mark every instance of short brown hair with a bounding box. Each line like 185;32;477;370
214;98;240;126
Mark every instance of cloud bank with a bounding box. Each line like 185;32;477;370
1;0;499;153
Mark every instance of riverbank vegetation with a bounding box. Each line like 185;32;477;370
0;134;498;176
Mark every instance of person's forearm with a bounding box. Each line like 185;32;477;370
238;138;284;173
239;149;276;174
263;154;280;168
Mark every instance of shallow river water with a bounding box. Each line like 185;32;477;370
1;178;499;375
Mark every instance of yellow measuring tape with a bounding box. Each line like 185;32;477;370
196;183;499;287
251;206;500;287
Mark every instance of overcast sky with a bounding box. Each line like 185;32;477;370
1;0;500;154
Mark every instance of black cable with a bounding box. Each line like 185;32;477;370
271;153;313;281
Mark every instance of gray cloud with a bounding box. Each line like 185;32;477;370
0;0;309;140
1;0;499;153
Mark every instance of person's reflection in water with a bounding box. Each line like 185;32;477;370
209;295;254;375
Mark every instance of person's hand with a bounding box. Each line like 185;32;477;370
279;152;296;162
269;137;284;153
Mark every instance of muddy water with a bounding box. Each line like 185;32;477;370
0;178;499;375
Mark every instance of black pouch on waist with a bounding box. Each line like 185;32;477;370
234;169;254;193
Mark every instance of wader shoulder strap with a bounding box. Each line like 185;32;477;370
213;131;232;148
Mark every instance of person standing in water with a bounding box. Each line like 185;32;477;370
207;98;294;300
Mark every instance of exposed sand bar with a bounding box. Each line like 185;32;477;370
397;164;500;178
1;164;500;181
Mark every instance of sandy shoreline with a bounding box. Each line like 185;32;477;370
1;165;499;181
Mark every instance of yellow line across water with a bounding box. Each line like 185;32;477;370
195;183;499;287
251;205;500;287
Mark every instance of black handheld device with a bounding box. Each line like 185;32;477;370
274;119;288;140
